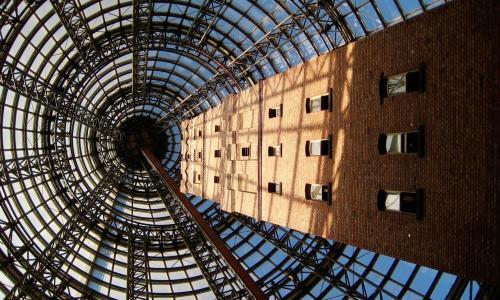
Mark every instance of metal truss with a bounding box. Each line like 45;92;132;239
132;0;152;101
142;150;266;299
230;213;369;299
127;234;150;300
0;60;119;139
43;112;182;249
1;1;495;299
49;0;106;77
153;1;346;130
3;175;116;299
187;0;227;46
1;167;182;299
0;153;53;184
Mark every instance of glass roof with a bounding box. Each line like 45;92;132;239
0;0;495;299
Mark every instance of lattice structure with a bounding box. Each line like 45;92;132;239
0;0;496;299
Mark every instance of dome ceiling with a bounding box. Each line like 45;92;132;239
1;0;490;299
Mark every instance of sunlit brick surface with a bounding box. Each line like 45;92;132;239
181;0;499;284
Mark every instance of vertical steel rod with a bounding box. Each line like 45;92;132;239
141;147;266;300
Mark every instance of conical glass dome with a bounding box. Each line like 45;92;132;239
0;0;496;299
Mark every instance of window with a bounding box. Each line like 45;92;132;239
306;90;332;113
214;176;220;184
214;125;221;132
269;104;283;118
379;63;425;101
198;130;202;137
378;125;424;157
305;135;332;157
241;146;251;157
305;183;332;204
268;144;282;157
193;171;201;183
377;189;423;219
185;153;190;160
268;182;282;194
198;151;202;159
214;149;221;158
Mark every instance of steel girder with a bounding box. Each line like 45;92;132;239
187;0;227;46
142;151;265;299
0;153;53;184
132;0;152;101
0;60;120;139
3;175;116;299
127;234;150;300
43;115;182;250
49;0;106;77
232;213;396;299
48;22;246;117
0;1;42;64
153;1;345;130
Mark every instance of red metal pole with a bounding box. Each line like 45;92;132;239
141;148;266;300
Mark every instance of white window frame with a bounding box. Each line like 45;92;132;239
269;104;282;118
268;144;282;157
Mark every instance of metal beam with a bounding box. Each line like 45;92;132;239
127;233;150;300
132;0;152;101
232;213;375;299
49;0;106;76
4;174;116;299
152;1;347;130
0;60;120;139
141;147;266;299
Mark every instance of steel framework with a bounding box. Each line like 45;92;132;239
142;147;266;299
0;0;496;299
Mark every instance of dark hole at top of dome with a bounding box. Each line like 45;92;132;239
115;116;168;170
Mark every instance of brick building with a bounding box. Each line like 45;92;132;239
181;0;499;285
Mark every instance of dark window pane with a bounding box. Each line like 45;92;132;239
406;70;420;92
400;192;417;213
320;140;330;155
405;132;419;153
268;146;275;156
321;95;330;110
322;185;330;201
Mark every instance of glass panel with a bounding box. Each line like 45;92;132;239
387;73;407;95
310;184;323;201
386;133;402;153
310;96;323;112
310;140;322;156
385;192;401;211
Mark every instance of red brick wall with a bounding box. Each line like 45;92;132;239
181;0;499;284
